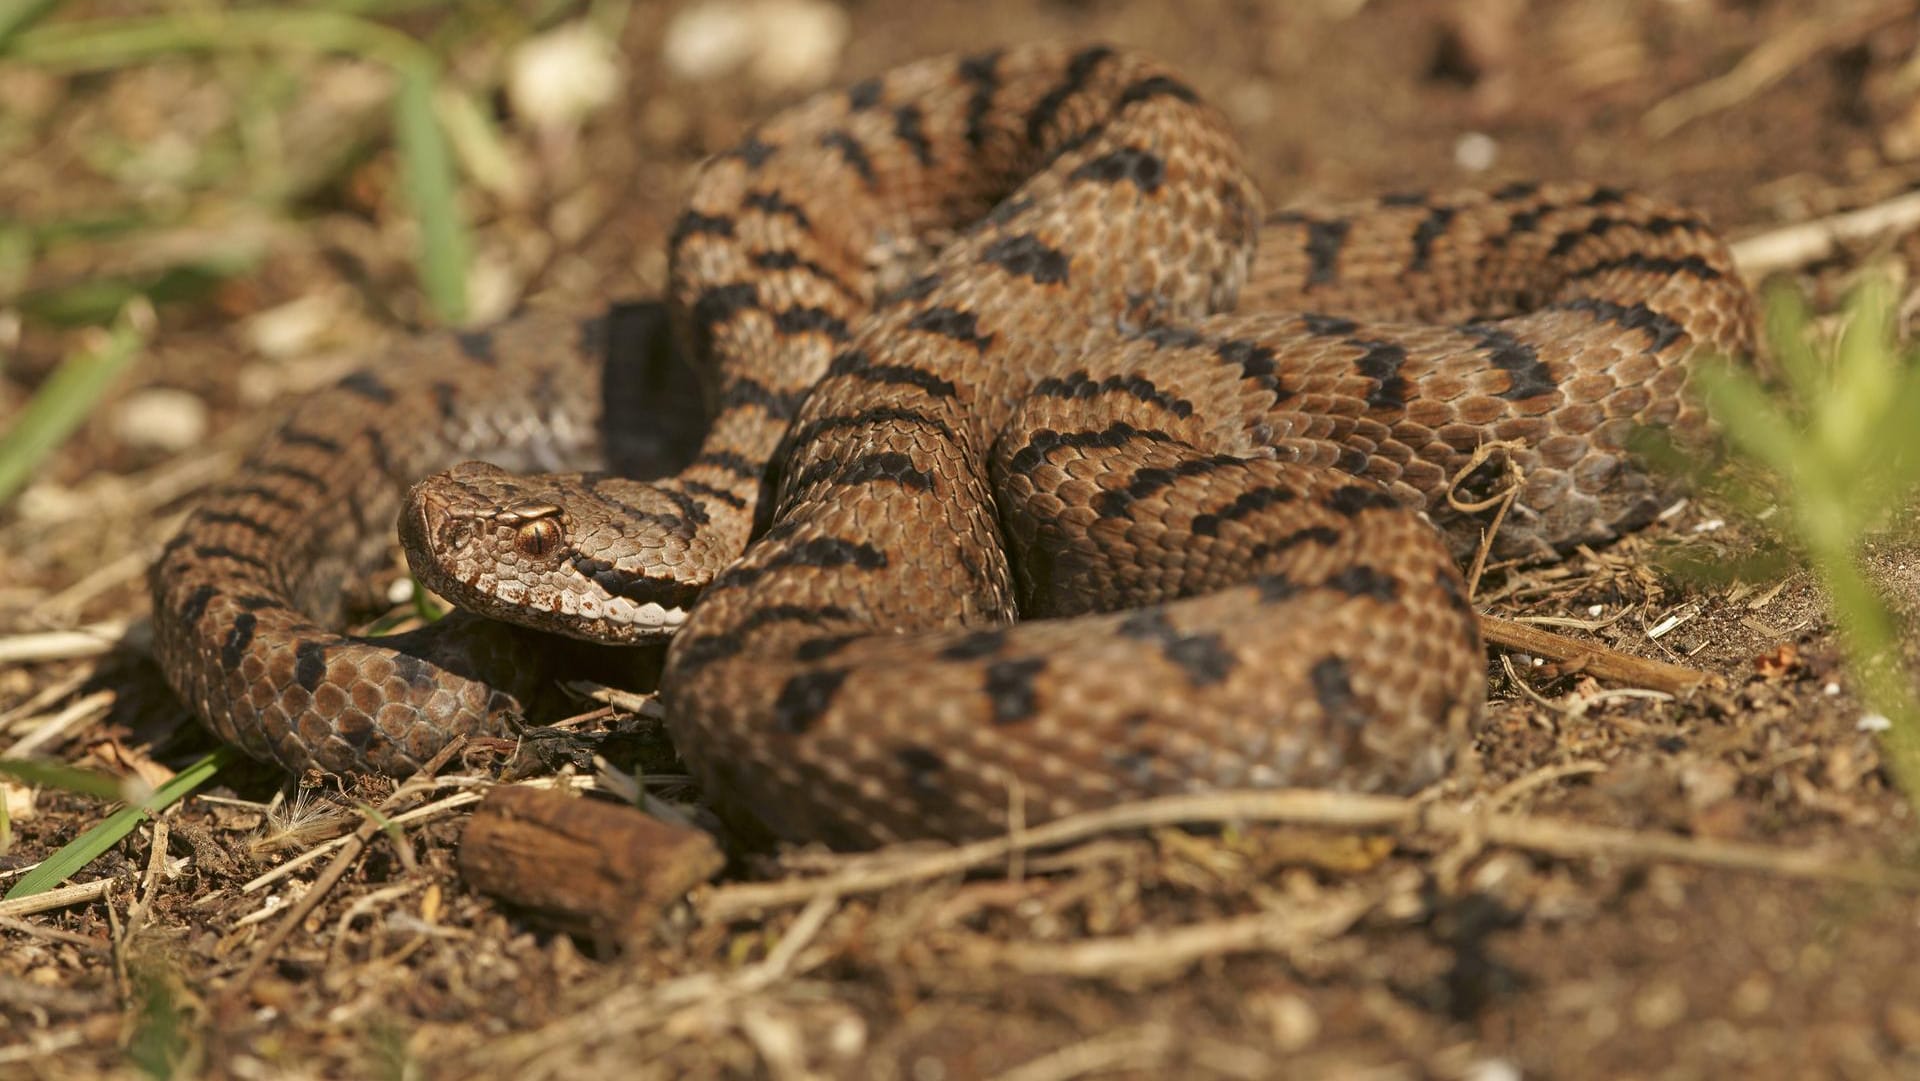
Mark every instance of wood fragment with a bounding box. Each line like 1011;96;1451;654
1730;190;1920;276
457;784;723;946
1478;613;1710;696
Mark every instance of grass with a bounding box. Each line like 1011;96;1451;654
1687;272;1920;798
0;0;573;509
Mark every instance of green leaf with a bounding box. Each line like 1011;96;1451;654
0;309;146;507
0;758;129;800
393;67;469;324
3;747;237;901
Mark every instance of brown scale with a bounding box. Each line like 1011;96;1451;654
155;45;1754;846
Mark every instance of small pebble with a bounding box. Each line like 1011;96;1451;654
662;0;849;91
507;22;621;132
112;387;208;453
1858;712;1892;733
1454;131;1498;172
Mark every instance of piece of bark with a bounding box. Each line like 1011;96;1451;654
458;785;723;946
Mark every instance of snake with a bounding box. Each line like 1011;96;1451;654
151;44;1755;848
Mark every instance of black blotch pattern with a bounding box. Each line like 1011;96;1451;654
957;50;1003;149
982;233;1070;284
177;584;218;627
1098;455;1244;522
772;306;853;341
1551;297;1686;353
456;330;498;366
1459;323;1557;401
1301;313;1359;337
1190;484;1296;536
1068;147;1165;193
984;657;1047;725
793;451;936;493
338;370;395;404
941;628;1011;660
1006;423;1175;475
727;135;778;168
1409;205;1456;271
1117;74;1198;108
1304;219;1350;284
219;612;258;670
198;510;275;538
1033;371;1192;418
908;306;993;350
846;77;882;111
743;189;812;227
820;131;875;185
1353;340;1410;410
294;640;328;692
1248;524;1342;562
772;668;849;734
893;104;933;165
1326;565;1401;602
1215;338;1283;395
896;746;947;791
1025;45;1115;146
1310;656;1365;726
670;210;734;248
1325;485;1400;516
193;545;271;573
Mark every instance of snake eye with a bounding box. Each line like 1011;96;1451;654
514;517;564;558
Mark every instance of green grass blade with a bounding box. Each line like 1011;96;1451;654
0;758;129;800
0;309;146;507
0;0;62;50
393;66;469;323
3;746;238;900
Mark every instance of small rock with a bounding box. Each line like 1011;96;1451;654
507;21;622;133
1454;131;1498;172
662;0;849;92
112;387;209;453
1633;980;1688;1030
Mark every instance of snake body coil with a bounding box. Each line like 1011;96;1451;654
153;45;1754;846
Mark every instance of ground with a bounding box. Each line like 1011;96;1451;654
5;1;1920;1078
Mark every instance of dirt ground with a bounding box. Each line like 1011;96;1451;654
8;1;1920;1078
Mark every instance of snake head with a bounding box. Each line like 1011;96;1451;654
401;461;707;644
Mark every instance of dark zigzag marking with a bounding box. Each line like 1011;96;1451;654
743;189;811;227
1568;252;1723;282
1093;454;1239;519
1068;147;1164;193
197;511;275;538
1006;423;1176;475
787;406;961;452
819;131;875;185
772;668;848;734
1353;340;1409;410
1549;297;1687;353
907;306;992;350
338;370;394;403
1409;205;1456;271
177;584;218;627
192;545;271;573
278;428;341;453
982;233;1069;284
791;451;935;494
675;603;856;670
1459;323;1557;400
216;484;302;514
1025;45;1115;147
1190;485;1297;537
957;50;1003;149
893;103;932;165
1032;372;1192;418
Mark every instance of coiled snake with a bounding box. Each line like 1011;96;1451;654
152;45;1755;847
